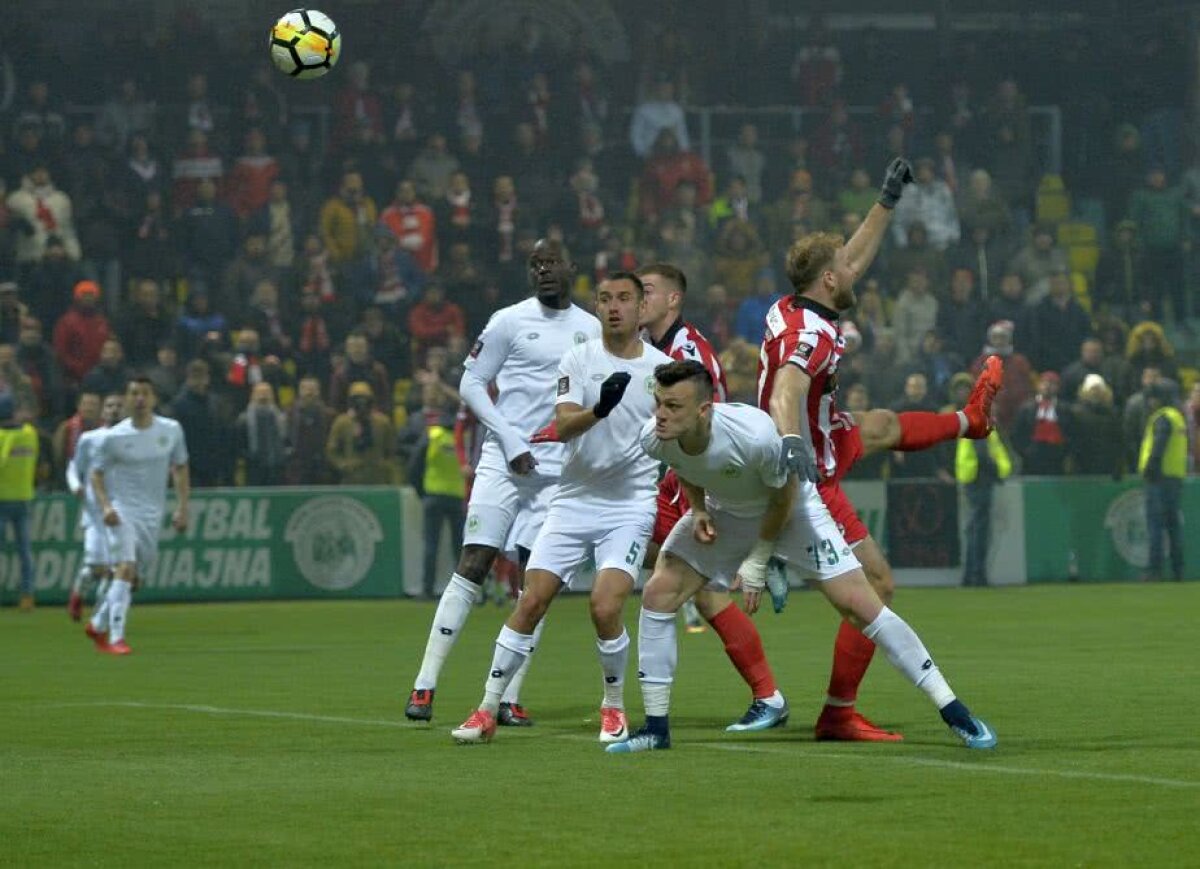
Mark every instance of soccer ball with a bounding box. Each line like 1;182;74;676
269;9;341;79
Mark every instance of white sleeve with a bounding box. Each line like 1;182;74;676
171;423;189;466
459;311;528;462
555;346;587;407
66;455;82;494
754;416;787;489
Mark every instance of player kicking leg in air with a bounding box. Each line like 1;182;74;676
611;360;996;753
637;263;787;732
757;158;1001;742
68;393;125;646
405;240;600;726
452;273;672;744
90;379;189;655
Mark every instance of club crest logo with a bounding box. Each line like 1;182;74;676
1104;489;1148;568
466;514;481;533
574;331;588;344
285;496;384;591
644;375;656;394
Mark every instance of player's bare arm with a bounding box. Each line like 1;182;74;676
677;476;714;543
171;463;190;532
768;366;820;482
91;468;119;526
738;478;797;615
840;158;912;280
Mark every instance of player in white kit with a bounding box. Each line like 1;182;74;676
67;393;125;648
405;239;600;725
608;360;997;753
452;272;671;744
90;378;190;655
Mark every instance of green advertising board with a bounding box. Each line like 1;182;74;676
0;487;406;605
1023;478;1200;582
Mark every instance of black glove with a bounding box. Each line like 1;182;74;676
593;372;632;419
779;434;820;483
877;157;914;209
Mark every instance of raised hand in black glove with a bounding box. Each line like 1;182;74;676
593;372;632;419
779;433;820;483
877;157;914;209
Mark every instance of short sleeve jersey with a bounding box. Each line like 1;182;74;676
640;404;786;519
555;338;672;508
94;415;188;520
464;297;601;475
70;426;111;529
756;296;853;478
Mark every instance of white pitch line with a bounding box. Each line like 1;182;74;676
56;702;1200;791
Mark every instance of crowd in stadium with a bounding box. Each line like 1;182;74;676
0;8;1198;499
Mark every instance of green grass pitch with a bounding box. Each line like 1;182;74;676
3;583;1198;867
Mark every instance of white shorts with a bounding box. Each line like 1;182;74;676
526;501;655;588
663;488;860;589
83;524;111;567
106;516;161;576
463;459;556;553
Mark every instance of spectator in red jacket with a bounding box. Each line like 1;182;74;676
379;179;438;273
407;282;465;359
639;128;713;222
225;127;279;220
51;280;110;386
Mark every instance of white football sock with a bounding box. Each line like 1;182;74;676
414;573;479;691
637;608;677;717
106;580;132;643
71;565;88;594
500;616;544;706
863;607;956;709
89;598;110;632
481;625;535;714
94;577;111;605
762;690;785;709
596;629;629;710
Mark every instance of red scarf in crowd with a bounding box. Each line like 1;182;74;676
298;316;330;355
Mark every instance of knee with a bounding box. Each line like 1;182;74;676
861;410;900;453
515;586;552;625
589;593;623;630
455;545;496;582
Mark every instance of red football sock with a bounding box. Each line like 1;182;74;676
709;603;777;699
896;411;963;451
825;620;877;708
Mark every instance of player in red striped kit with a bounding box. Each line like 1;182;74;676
758;158;1003;742
638;263;789;732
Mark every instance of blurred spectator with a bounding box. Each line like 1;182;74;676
836;168;876;223
842;383;888;480
1125;321;1177;381
145;343;181;400
6;164;81;269
911;331;963;402
893;268;939;363
1128;166;1186;322
436;171;483;252
1094;220;1144;321
62;123;120;278
385;83;430;167
988;122;1033;213
1029;269;1091;374
958;169;1012;240
987;273;1032;350
225;128;279;220
170;358;231;487
52;280;110;387
372;228;425;313
660;180;710;248
956;423;1012;587
0;283;28;345
1067;374;1123;477
414;345;461;417
12;80;65;145
1138;383;1185;581
691;283;732;349
52;391;100;471
950;225;1010;303
712;219;766;300
359;305;410;381
1105;124;1144;227
248;180;300;271
220;233;276;323
932;131;962;195
379;179;438;274
733;268;779;343
179;177;238;296
726;124;766;204
116;279;171;369
171;130;223;214
936;269;989;363
889;373;949;479
1014;372;1070;475
892;157;961;251
121;135;163;205
1123;367;1175;466
406;133;460;202
717;335;760;404
639;129;712;222
320;170;377;302
125;190;177;285
863;330;907;406
1061;338;1106;401
1007;224;1069;304
332;62;384;151
887;222;947;292
973;321;1034;433
245;279;292;359
630;79;689;159
483;175;531;278
295;234;336;305
408;403;465;598
326;381;396;484
6;125;51;191
237;67;288;144
446;71;485;144
572;61;610;135
17;317;62;419
329;333;391;413
811;102;864;191
789;19;842;106
0;343;37;422
236;382;287;486
80;338;128;397
24;236;84;328
176;72;219;141
407;282;465;359
292;290;335;383
284;375;335;485
506;122;555;213
556;159;609;262
173;290;227;363
1188;382;1200;473
656;218;711;300
708;176;757;232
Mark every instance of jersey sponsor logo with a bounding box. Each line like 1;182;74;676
469;340;484;359
591;373;605;381
558;375;570;396
284;496;384;592
573;331;588;344
795;342;815;360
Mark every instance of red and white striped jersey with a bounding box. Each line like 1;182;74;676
650;318;728;402
756;296;852;479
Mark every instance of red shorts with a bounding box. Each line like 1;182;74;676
818;423;868;545
652;469;690;546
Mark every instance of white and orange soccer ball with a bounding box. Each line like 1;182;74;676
269;9;341;80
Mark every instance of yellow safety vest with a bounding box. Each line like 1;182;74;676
424;425;466;498
1138;406;1187;479
0;423;38;501
955;431;1012;484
